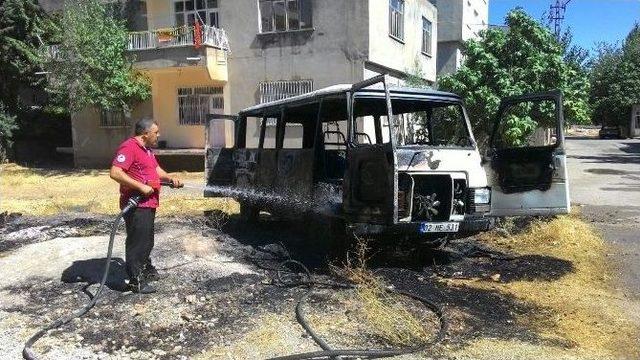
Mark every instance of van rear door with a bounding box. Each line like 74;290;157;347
204;114;237;197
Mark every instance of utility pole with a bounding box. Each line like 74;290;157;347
549;0;572;39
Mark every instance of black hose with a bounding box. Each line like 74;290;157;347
267;260;448;360
22;198;140;360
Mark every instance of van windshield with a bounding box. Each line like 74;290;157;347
353;96;473;148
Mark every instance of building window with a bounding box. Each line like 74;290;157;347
259;0;313;33
178;86;224;126
422;17;432;56
389;0;404;41
100;109;127;128
174;0;219;27
258;79;313;125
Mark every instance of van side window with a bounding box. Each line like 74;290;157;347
352;97;391;145
282;103;319;149
245;116;262;149
318;95;348;181
319;95;348;150
262;112;279;149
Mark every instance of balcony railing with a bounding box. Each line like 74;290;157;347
128;25;230;52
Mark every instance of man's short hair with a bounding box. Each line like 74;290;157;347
135;117;157;136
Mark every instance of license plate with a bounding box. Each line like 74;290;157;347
419;222;460;233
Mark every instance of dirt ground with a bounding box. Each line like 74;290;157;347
1;164;639;359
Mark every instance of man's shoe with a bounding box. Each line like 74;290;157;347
142;265;166;282
128;279;157;294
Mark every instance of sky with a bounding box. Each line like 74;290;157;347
489;0;640;52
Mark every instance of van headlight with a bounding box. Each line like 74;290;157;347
474;188;491;204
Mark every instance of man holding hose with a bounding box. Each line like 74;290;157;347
109;117;183;293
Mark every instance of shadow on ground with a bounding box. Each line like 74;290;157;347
568;141;640;164
60;257;129;291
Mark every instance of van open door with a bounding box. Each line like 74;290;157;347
204;114;237;197
344;75;397;224
484;90;570;216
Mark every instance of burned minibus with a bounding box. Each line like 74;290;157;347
204;75;569;245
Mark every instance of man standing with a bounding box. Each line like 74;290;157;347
109;117;183;293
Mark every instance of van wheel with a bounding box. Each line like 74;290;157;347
239;202;259;222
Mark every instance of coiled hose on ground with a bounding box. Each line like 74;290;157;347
266;259;448;360
22;196;142;360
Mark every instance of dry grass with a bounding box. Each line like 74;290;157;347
455;212;640;359
334;238;434;347
448;338;611;360
195;314;315;359
0;163;238;217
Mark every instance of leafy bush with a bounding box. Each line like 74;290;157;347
0;102;17;162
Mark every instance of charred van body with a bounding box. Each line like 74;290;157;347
204;76;570;246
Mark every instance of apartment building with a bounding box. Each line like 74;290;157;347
42;0;438;167
432;0;488;75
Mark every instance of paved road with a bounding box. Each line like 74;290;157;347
566;137;640;298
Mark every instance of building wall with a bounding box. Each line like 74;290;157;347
38;0;63;12
631;105;640;138
72;64;228;167
435;0;488;76
221;0;371;147
67;0;439;166
462;0;488;41
436;41;460;75
148;67;228;149
368;0;437;83
435;0;463;43
71;100;153;168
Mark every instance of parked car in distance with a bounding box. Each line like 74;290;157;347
599;125;622;139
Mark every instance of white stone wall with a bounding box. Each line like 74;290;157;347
436;0;488;76
368;0;438;83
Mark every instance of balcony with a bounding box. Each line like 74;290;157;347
128;25;229;81
128;25;230;51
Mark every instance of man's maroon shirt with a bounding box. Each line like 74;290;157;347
111;137;161;209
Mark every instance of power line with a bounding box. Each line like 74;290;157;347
548;0;573;39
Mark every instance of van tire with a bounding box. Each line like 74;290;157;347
239;202;259;222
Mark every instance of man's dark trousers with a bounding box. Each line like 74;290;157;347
123;207;156;281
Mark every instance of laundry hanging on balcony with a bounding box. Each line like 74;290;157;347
194;21;203;49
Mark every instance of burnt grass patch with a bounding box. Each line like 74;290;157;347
0;213;201;254
4;214;580;357
5;269;306;358
0;213;113;253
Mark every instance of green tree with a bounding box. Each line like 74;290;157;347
0;0;62;161
0;0;50;111
438;9;591;146
589;25;640;128
47;0;150;113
